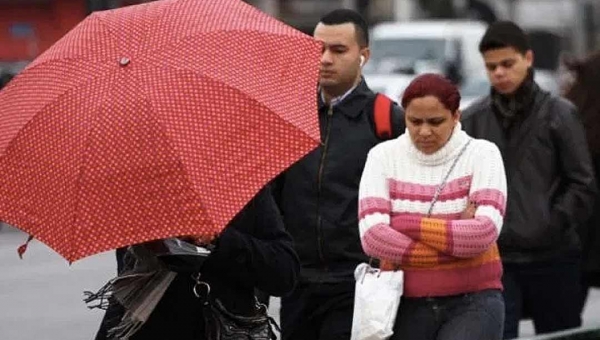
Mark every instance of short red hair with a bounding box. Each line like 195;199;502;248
401;73;461;113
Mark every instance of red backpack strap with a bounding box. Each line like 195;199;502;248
373;93;393;139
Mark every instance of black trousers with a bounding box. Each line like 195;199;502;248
280;281;355;340
580;272;600;314
502;256;582;339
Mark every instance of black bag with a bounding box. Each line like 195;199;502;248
193;275;280;340
203;298;279;340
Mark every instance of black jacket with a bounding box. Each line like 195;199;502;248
582;155;600;286
274;79;404;282
95;187;299;340
462;84;597;263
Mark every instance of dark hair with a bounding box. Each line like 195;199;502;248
479;21;531;54
564;51;600;154
401;73;461;113
319;9;369;47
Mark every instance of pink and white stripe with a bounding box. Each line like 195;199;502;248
358;126;507;297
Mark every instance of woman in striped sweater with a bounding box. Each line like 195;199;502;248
358;73;507;340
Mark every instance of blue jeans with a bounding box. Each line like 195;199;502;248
391;289;505;340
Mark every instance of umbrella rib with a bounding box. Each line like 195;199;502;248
93;4;149;62
130;67;219;234
0;69;116;262
1;69;115;163
137;0;180;58
141;59;319;143
67;71;118;262
142;30;319;142
137;62;319;228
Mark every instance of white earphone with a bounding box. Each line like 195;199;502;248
359;56;365;67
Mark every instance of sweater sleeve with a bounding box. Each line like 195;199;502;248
392;142;507;258
359;147;452;267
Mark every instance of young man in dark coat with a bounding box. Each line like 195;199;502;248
273;9;405;340
462;21;597;339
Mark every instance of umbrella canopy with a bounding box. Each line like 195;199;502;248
0;0;321;262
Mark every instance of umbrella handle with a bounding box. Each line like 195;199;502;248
17;234;35;259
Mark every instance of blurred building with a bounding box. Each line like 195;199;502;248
247;0;402;33
0;0;87;74
0;0;153;81
247;0;495;32
248;0;600;70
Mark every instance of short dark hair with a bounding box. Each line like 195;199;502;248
479;21;531;54
319;9;369;47
402;73;461;113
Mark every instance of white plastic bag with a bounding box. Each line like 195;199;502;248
351;262;404;340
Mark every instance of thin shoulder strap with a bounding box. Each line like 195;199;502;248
427;139;473;216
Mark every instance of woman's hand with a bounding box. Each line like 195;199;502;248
183;233;218;246
461;201;477;219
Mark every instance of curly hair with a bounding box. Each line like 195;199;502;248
564;51;600;155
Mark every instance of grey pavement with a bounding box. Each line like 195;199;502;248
1;225;599;340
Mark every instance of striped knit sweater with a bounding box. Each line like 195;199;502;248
358;124;507;297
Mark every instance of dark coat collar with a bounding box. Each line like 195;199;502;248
318;78;374;118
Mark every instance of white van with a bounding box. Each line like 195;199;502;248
365;20;488;84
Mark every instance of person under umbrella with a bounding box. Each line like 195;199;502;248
93;186;298;340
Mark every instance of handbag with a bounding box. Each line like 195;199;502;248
192;274;280;340
350;138;472;340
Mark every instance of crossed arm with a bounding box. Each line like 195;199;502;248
358;144;507;267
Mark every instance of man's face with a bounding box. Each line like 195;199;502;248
313;22;365;90
483;47;533;95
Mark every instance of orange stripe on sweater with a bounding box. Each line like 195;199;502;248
409;244;500;271
381;244;500;271
419;218;449;253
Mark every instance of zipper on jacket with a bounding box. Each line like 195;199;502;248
315;105;334;271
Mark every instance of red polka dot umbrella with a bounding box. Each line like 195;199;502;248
0;0;321;263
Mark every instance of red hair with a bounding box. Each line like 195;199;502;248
401;73;461;113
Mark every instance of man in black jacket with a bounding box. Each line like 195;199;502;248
462;21;597;339
274;9;404;340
